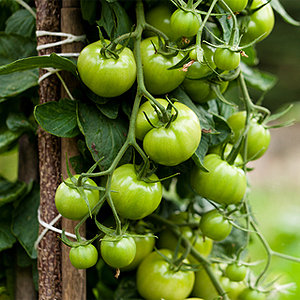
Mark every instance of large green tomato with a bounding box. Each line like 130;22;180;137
100;235;136;269
110;164;162;220
140;37;186;95
241;0;274;45
157;212;213;262
190;154;247;205
77;40;136;98
219;0;248;12
200;209;232;241
145;4;181;41
122;234;155;272
142;100;201;166
136;249;195;300
237;287;267;300
171;9;200;37
55;175;100;220
227;111;271;160
69;244;98;269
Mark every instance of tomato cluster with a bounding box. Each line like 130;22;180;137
51;0;291;299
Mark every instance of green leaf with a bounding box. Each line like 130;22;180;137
209;114;232;146
0;127;23;153
5;9;36;38
0;53;78;77
192;133;210;172
271;0;300;26
81;0;98;24
0;204;16;251
7;111;36;132
34;98;80;138
0;176;27;207
96;101;120;119
77;101;130;170
240;62;278;92
12;182;39;259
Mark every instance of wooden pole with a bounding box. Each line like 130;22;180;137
35;1;62;299
60;1;86;299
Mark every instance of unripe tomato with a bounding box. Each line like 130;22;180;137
110;164;162;220
55;175;100;220
213;48;241;70
237;287;267;300
140;36;186;95
200;209;232;241
241;0;274;45
77;40;136;98
225;263;248;282
171;9;200;37
219;0;248;12
219;276;247;300
190;154;247;205
69;244;98;269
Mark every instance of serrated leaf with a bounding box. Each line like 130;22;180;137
271;0;300;26
77;101;130;171
96;101;120;119
0;177;27;207
0;204;16;251
12;182;39;258
210;114;232;146
34;98;80;138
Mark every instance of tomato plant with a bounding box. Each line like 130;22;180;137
213;48;241;70
171;9;200;37
142;100;201;166
190;154;247;205
100;235;136;269
77;40;137;98
55;175;100;220
200;209;232;241
219;0;248;12
140;36;186;95
110;164;162;219
241;0;275;45
227;111;271;160
69;244;98;269
136;249;195;300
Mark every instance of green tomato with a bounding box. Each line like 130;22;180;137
200;209;232;241
136;249;195;300
122;234;156;272
110;164;162;220
219;276;247;300
241;0;274;45
77;40;136;98
142;100;201;166
100;235;136;269
190;154;247;205
69;244;98;269
213;48;241;70
55;175;100;220
171;9;200;37
219;0;248;12
237;287;267;300
145;4;181;41
157;212;213;262
225;263;248;282
140;36;186;95
227;111;271;160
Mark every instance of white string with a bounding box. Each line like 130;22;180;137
34;206;86;250
38;67;61;84
36;30;86;51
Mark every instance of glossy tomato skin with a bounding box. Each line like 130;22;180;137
200;209;232;241
140;37;186;95
69;244;98;269
142;100;201;166
55;175;100;220
237;287;266;300
225;263;247;282
157;212;213;261
122;234;155;271
213;48;240;70
190;154;247;205
100;235;136;269
219;0;248;12
171;9;200;37
227;111;271;160
136;249;195;300
219;276;246;300
77;40;136;98
145;4;181;41
241;0;274;45
110;164;162;220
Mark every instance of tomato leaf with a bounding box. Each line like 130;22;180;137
34;99;80;138
77;101;131;170
81;0;99;25
0;204;17;251
271;0;300;26
12;181;39;259
0;128;23;154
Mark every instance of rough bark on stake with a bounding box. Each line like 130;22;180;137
60;1;86;299
35;0;62;299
